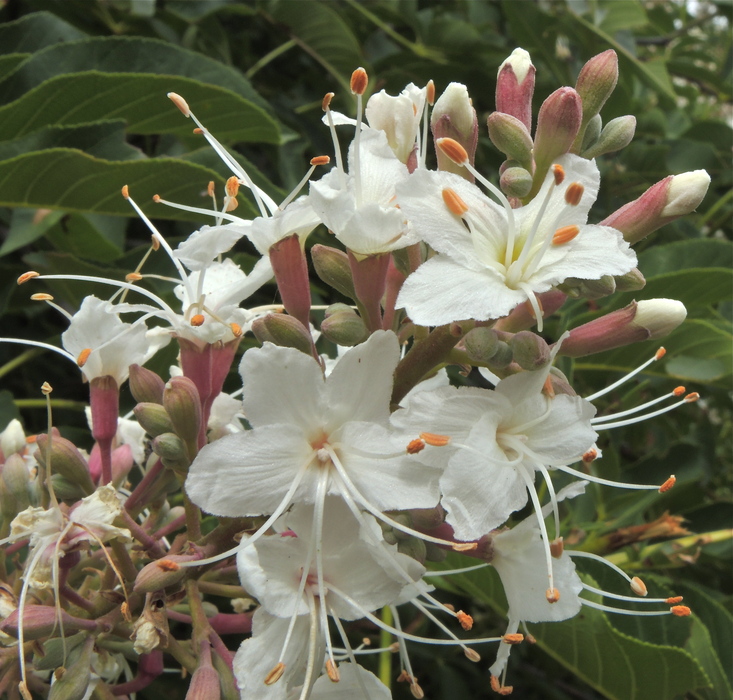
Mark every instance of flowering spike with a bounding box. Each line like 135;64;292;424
666;596;684;604
264;662;285;685
190;314;205;327
420;432;451;447
76;348;92;367
167;92;191;117
565;182;584;205
552;225;580;245
310;155;331;166
456;610;473;631
350;67;368;95
502;633;524;645
17;271;40;284
442;187;469;216
659;475;676;493
672;605;691;617
436;137;469;165
630;577;648;597
407;438;426;454
546;588;561;604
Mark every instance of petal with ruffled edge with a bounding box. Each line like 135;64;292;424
173;223;249;271
248;196;321;256
303;663;391;700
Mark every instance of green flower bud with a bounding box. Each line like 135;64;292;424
614;267;646;292
311;244;357;300
500;165;533;198
252;313;313;356
134;555;194;593
164;376;202;455
129;364;166;404
580;113;602;152
582;115;636;159
320;307;367;346
510;331;551;371
463;327;500;364
48;634;95;700
573;49;618;152
152;433;190;473
397;536;427;564
133;403;174;438
1;454;31;513
560;275;616;300
35;435;95;495
486;340;513;369
49;474;86;502
487;113;533;170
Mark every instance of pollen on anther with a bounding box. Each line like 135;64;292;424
264;662;285;685
151;236;161;251
552;225;580;245
156;560;180;572
437;138;469;165
126;272;143;282
552;164;565;185
452;542;478;552
684;392;700;403
193;127;203;135
30;293;53;301
666;596;684;604
411;681;425;699
225;176;240;198
41;382;53;395
582;448;598;464
152;194;162;203
427;79;435;105
76;348;92;367
230;323;243;338
207;181;216;198
672;386;686;397
167;92;191;117
407;439;426;454
490;676;501;693
502;633;524;645
350;67;368;95
310;155;331;166
671;605;691;617
420;432;451;447
550;537;564;558
659;475;676;493
564;182;584;205
322;92;335;111
121;185;130;199
18;271;40;285
546;588;561;604
326;658;340;683
190;314;205;327
456;610;473;631
442;188;469;216
630;576;647;597
655;347;667;360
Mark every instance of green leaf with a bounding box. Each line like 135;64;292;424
0;390;21;432
684;617;733;700
0;149;259;221
44;213;125;263
0;55;29;82
636;239;733;279
0;209;66;258
0;12;87;54
598;0;649;33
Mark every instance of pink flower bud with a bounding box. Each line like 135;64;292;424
269;232;312;329
496;48;535;132
35;434;95;495
89;375;119;445
431;83;478;178
573;49;618;151
1;606;97;640
129;364;166;404
558;300;687;357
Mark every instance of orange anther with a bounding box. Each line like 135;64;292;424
659;475;676;493
350;67;368;95
121;185;130;199
207;181;216;197
452;541;478;552
167;92;191;117
582;448;598;463
76;348;92;367
152;194;162;203
190;314;205;327
671;605;691;617
443;603;455;612
413;103;418;116
542;375;555;398
406;438;426;454
442;187;469;216
26;435;38;444
226;176;240;198
322;92;335;111
193;127;204;135
630;576;647;597
672;386;686;397
225;198;239;212
490;676;501;693
326;658;340;682
310;155;331;166
498;687;514;696
264;662;285;685
550;537;564;558
552;164;565;185
502;633;524;645
420;432;451;447
655;347;666;360
436;138;469;165
156;559;180;572
41;382;53;395
151;236;160;251
463;648;481;663
230;323;243;338
546;588;561;604
564;182;584;205
30;293;53;301
427;79;435;105
456;610;473;631
552;225;580;245
18;271;40;285
666;596;683;604
684;392;699;403
410;681;425;699
126;272;143;282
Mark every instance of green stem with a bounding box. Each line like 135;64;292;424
13;399;87;411
165;635;198;675
378;605;393;689
245;39;296;78
0;348;41;380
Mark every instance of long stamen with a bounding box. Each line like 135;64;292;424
279;156;330;209
556;464;669;492
322;93;347;189
329;609;372;698
592;387;686;424
517;282;545;331
351;68;368;207
392;606;424;699
152;195;243;223
536;463;561;544
296;591;320;700
581;598;690;617
423;563;490;577
581;583;679;605
593;393;698;430
585;348;666;402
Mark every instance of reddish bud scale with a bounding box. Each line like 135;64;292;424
350;67;368;95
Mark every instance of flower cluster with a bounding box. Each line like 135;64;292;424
0;47;710;700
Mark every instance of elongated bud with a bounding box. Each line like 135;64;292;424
582;115;636;159
397;536;427;564
129;364;166;404
510;331;551;370
572;49;618;152
211;649;240;700
252;313;313;356
48;635;95;700
614;268;646;292
49;474;86;501
134;403;175;438
152;432;190;472
1;607;97;640
1;419;26;459
134;557;192;593
558;300;686;358
496;48;535;132
431;83;478;178
320;305;367;346
500;165;533;199
311;244;357;300
532;87;582;193
560;274;616;300
581;113;603;151
35;434;95;495
269;233;312;330
600;171;710;244
164;376;202;450
1;454;31;513
487;113;533;170
89;375;119;445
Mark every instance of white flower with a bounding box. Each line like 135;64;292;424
365;83;426;164
395;154;636;327
247;195;321;256
172;222;249;271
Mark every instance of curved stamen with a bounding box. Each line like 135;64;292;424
581;583;676;605
592;388;685;424
152;196;243;223
556;464;663;491
593;394;698;430
585;349;665;402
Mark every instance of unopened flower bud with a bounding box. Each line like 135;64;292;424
431;83;478;178
580;113;603;152
614;268;646;292
1;454;31;512
311;244;357;300
251;313;313;356
129;364;166;404
560;275;616;300
135;556;195;593
500;165;533;198
487;113;533;170
486;340;513;369
494;291;567;333
212;649;240;700
463;327;499;364
0;419;26;459
533;87;582;192
186;662;221;700
572;49;618;152
558;300;686;358
164;377;202;452
133;403;175;438
320;306;367;346
496;48;535;132
1;606;96;640
510;331;551;370
48;634;94;700
152;432;190;473
35;434;95;495
582;115;636;159
397;536;427;564
600;171;710;244
49;474;86;501
408;505;446;530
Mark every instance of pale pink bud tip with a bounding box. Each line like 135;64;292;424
632;299;687;339
498;47;533;84
167;92;191;117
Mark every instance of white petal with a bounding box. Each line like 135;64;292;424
248;197;320;255
305;664;391;700
173;223;249;271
